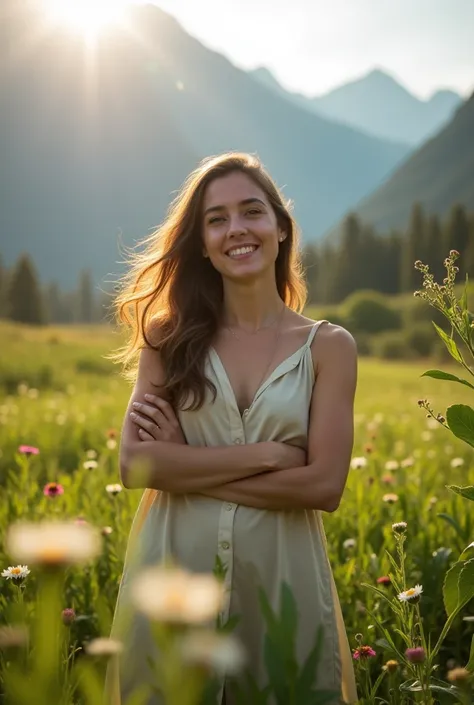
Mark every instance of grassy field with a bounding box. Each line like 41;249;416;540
1;319;473;703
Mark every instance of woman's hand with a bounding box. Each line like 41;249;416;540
130;394;186;444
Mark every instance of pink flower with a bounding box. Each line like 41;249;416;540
18;445;39;456
62;608;76;626
43;482;64;498
353;645;376;660
377;576;391;586
405;647;426;664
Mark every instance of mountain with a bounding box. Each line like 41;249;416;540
251;67;462;146
331;92;474;233
0;1;408;288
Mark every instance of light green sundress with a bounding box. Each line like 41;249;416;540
106;320;357;704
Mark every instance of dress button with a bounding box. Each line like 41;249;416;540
221;541;230;550
243;409;249;417
225;503;234;511
234;438;242;444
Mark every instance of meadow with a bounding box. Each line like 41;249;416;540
1;315;473;704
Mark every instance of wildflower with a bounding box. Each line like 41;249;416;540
401;457;414;468
1;565;30;583
350;457;367;470
376;576;391;587
181;630;246;675
383;493;399;504
106;428;117;439
106;484;123;496
364;444;373;454
382;474;394;485
101;526;113;536
385;460;399;471
83;460;98;470
392;521;407;534
43;482;64;498
0;625;29;649
353;645;376;660
405;647;426;663
383;660;399;673
6;521;101;567
398;585;423;604
62;608;76;626
84;637;123;657
343;538;356;550
131;567;225;624
18;445;39;456
450;457;464;468
85;449;97;459
106;438;117;450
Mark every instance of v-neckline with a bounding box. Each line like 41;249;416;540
209;341;309;418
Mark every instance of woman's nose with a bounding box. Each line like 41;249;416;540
227;215;246;235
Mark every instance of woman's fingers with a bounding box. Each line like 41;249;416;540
131;401;168;427
138;428;154;441
143;394;177;424
130;412;158;435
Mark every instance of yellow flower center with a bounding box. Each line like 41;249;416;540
406;588;416;597
11;568;22;575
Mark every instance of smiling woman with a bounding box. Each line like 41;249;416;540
41;0;137;37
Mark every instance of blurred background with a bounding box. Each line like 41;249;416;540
0;0;473;351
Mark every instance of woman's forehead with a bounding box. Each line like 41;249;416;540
203;172;268;209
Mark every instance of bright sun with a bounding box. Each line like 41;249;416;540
42;0;136;38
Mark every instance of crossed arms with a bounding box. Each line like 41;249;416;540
120;325;357;512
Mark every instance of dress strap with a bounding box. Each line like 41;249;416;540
305;320;329;349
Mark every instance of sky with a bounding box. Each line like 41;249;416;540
153;0;474;99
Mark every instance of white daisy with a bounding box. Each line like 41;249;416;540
450;457;464;468
131;567;225;624
343;538;356;550
350;457;367;470
398;585;423;603
83;460;98;470
84;637;123;656
1;565;30;581
105;484;123;495
181;630;246;675
6;522;101;566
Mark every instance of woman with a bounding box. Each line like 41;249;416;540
107;152;358;704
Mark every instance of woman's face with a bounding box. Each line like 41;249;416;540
201;171;285;282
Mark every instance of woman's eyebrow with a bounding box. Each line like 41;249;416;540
203;197;266;217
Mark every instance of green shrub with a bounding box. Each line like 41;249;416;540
341;290;402;334
371;331;415;360
403;322;438;358
314;311;347;328
352;332;372;356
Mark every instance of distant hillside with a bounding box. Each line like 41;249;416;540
332;93;474;233
0;1;408;288
251;67;462;146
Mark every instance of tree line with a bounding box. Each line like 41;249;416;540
304;202;474;304
0;201;473;325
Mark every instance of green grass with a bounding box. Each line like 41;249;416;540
1;319;473;702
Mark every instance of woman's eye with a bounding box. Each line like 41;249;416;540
246;209;262;216
208;216;225;224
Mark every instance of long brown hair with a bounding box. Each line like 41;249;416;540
108;152;308;410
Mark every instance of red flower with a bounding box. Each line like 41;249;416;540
62;608;76;626
18;445;40;456
43;482;64;498
405;647;426;664
353;645;376;660
377;576;391;586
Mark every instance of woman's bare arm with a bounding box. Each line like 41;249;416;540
199;326;358;511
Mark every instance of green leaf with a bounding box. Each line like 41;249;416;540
443;561;464;616
447;485;474;502
432;322;463;363
446;404;474;448
457;559;474;612
420;369;474;390
280;582;298;641
295;626;324;699
465;634;474;672
437;512;465;538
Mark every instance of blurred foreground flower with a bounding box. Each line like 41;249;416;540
181;630;246;675
6;522;102;566
85;637;123;657
447;667;472;684
1;565;30;582
353;645;376;660
18;445;39;456
376;576;391;586
398;585;423;604
43;482;64;498
132;567;225;624
0;625;29;649
382;493;398;504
